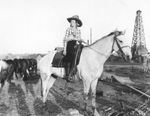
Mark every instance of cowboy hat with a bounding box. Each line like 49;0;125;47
67;15;82;27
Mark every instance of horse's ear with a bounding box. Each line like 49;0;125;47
117;30;126;36
115;31;122;36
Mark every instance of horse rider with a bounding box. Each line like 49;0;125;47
63;15;83;82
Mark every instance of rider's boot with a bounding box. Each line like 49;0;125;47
67;64;75;83
62;63;70;80
65;63;74;83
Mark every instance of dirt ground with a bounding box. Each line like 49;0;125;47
0;63;150;116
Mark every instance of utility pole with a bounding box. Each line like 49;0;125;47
90;28;92;44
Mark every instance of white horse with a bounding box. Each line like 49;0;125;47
0;60;9;89
0;60;8;71
38;30;125;116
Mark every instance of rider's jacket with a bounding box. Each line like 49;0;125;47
63;27;81;51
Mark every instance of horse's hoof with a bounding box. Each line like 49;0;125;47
42;106;48;113
42;109;49;116
67;78;74;83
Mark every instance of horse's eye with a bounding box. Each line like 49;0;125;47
118;39;123;43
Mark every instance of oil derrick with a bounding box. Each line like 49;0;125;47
131;10;148;62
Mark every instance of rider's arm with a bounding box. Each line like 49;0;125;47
63;28;70;52
63;39;67;52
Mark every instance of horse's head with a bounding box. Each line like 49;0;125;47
111;30;127;61
111;30;124;51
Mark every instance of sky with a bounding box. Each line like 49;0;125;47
0;0;150;54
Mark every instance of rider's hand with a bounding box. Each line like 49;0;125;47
63;50;66;55
77;39;84;44
81;39;87;44
69;35;74;40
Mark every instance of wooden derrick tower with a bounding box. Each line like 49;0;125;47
131;10;148;61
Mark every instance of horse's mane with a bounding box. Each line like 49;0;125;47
86;31;116;47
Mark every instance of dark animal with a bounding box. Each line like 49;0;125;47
28;58;37;76
16;59;30;81
0;60;9;89
0;58;37;87
4;59;14;81
15;58;37;80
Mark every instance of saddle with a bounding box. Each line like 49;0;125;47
52;51;65;67
52;44;83;70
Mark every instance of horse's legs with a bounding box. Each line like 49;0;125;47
41;74;56;103
41;73;56;112
91;78;100;116
83;79;91;111
26;69;30;77
34;77;42;99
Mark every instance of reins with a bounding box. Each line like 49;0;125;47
88;46;110;58
76;40;111;58
75;31;126;60
87;36;120;59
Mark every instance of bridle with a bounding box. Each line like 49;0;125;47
88;31;126;61
79;31;126;60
